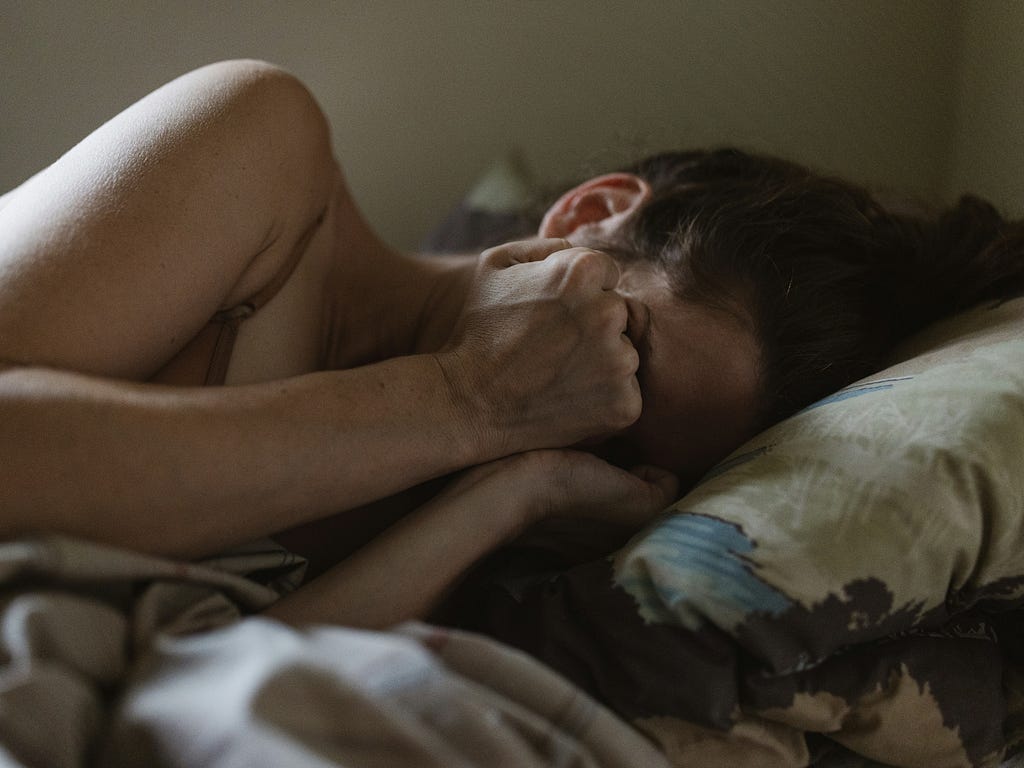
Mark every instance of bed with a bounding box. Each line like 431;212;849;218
2;160;1023;768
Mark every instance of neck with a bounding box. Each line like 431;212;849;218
409;252;477;354
324;245;476;370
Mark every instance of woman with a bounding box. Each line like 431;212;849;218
1;60;1019;629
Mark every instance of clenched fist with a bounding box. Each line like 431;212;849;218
436;238;641;459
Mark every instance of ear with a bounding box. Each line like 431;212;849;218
539;173;651;240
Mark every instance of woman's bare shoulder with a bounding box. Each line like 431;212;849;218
0;60;339;382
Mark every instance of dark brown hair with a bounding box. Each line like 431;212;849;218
608;148;1024;430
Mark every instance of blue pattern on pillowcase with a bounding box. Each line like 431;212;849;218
798;376;915;413
618;514;792;629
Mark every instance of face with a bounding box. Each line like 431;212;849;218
539;172;761;485
606;263;762;485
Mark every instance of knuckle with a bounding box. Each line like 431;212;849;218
603;344;637;379
545;248;575;270
608;390;641;429
483;238;569;269
620;344;640;376
599;297;627;330
555;249;607;291
479;245;505;266
569;248;606;273
543;237;573;252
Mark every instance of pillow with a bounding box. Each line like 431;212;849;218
619;296;1024;648
464;297;1024;768
613;296;1024;767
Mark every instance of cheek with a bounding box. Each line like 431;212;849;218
630;385;748;484
628;397;697;474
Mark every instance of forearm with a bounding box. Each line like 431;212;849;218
264;475;528;629
0;354;480;558
262;448;679;630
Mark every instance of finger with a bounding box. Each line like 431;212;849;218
569;459;676;526
619;340;640;377
601;468;678;524
598;292;629;334
629;465;680;507
616;374;643;429
480;238;573;267
595;250;621;291
559;247;620;291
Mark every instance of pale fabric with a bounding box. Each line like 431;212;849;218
0;535;668;768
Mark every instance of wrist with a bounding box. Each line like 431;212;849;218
431;350;504;463
505;450;559;530
434;451;548;541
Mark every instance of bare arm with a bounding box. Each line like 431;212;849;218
0;233;645;560
0;61;643;560
0;357;479;559
0;60;470;557
0;233;643;559
264;450;678;629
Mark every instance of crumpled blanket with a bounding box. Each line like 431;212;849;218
0;535;669;768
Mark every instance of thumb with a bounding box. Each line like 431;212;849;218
481;237;572;266
578;463;679;527
628;464;681;513
622;468;679;518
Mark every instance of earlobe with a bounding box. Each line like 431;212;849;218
539;173;652;240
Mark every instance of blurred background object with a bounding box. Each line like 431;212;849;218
2;1;1021;250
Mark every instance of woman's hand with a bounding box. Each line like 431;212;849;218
265;448;678;630
513;449;679;529
435;238;641;457
437;448;679;533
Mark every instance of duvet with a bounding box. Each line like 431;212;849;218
0;535;667;768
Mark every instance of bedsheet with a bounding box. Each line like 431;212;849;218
0;535;668;768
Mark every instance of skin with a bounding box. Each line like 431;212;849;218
605;265;761;488
0;60;759;629
537;172;762;486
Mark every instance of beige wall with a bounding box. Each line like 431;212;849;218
0;1;1005;249
946;0;1024;217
